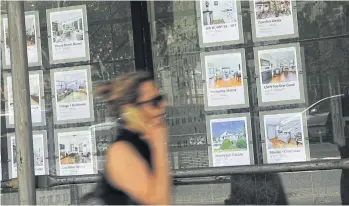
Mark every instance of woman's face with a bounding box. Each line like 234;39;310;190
137;81;168;126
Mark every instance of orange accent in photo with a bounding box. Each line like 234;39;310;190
208;66;243;89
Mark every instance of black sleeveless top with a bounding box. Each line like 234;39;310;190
97;128;153;205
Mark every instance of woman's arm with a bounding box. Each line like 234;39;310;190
149;136;172;204
105;136;171;205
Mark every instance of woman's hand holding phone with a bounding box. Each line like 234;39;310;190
122;106;168;145
121;106;148;134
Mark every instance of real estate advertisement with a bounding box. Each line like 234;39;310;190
55;128;97;176
1;12;42;68
51;66;94;124
260;111;309;164
202;50;248;110
9;133;46;178
207;114;253;167
198;0;243;46
5;71;46;127
255;44;304;105
251;0;298;41
47;5;90;64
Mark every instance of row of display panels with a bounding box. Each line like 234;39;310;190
2;42;305;127
201;42;304;110
1;5;90;68
3;65;94;127
208;108;310;167
197;0;299;47
0;108;310;180
0;127;97;181
1;0;298;68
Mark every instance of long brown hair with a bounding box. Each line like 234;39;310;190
96;71;154;118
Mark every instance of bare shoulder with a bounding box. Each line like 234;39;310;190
106;140;135;158
104;139;151;190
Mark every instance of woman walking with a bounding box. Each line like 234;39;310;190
84;72;172;205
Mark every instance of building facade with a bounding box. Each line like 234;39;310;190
1;0;349;204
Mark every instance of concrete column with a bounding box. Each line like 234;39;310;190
7;1;36;205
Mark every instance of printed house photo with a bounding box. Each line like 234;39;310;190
51;10;84;43
29;76;40;105
33;137;44;167
4;24;9;49
211;120;248;152
11;137;44;168
259;49;297;84
7;77;14;107
26;16;36;47
25;15;39;63
265;114;304;149
55;71;88;103
202;0;237;26
207;55;243;89
12;139;17;166
59;134;92;165
4;16;37;50
255;0;291;20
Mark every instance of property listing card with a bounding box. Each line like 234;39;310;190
260;109;310;164
55;127;97;176
202;49;249;111
197;0;244;46
207;113;254;167
251;0;299;41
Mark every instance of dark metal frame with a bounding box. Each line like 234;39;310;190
131;1;154;77
1;2;348;199
2;158;348;189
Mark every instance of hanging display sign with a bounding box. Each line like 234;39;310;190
1;11;42;69
50;65;94;125
46;5;90;64
206;113;254;167
8;131;48;178
196;0;244;47
259;109;310;164
54;127;97;176
254;43;305;106
250;0;299;42
0;30;2;184
201;49;249;111
0;146;1;182
4;70;46;128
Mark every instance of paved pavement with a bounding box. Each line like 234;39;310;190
172;170;343;205
0;143;344;205
0;169;343;204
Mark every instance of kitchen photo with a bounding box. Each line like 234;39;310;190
51;10;84;43
25;15;36;47
259;48;298;84
202;0;237;26
265;113;304;149
206;53;243;89
55;70;88;103
59;133;92;165
29;75;40;105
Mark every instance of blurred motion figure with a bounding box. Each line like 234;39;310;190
82;72;172;205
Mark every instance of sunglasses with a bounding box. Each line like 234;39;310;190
135;94;166;108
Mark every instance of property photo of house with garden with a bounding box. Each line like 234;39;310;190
211;119;248;152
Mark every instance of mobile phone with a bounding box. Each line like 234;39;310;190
122;106;146;133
